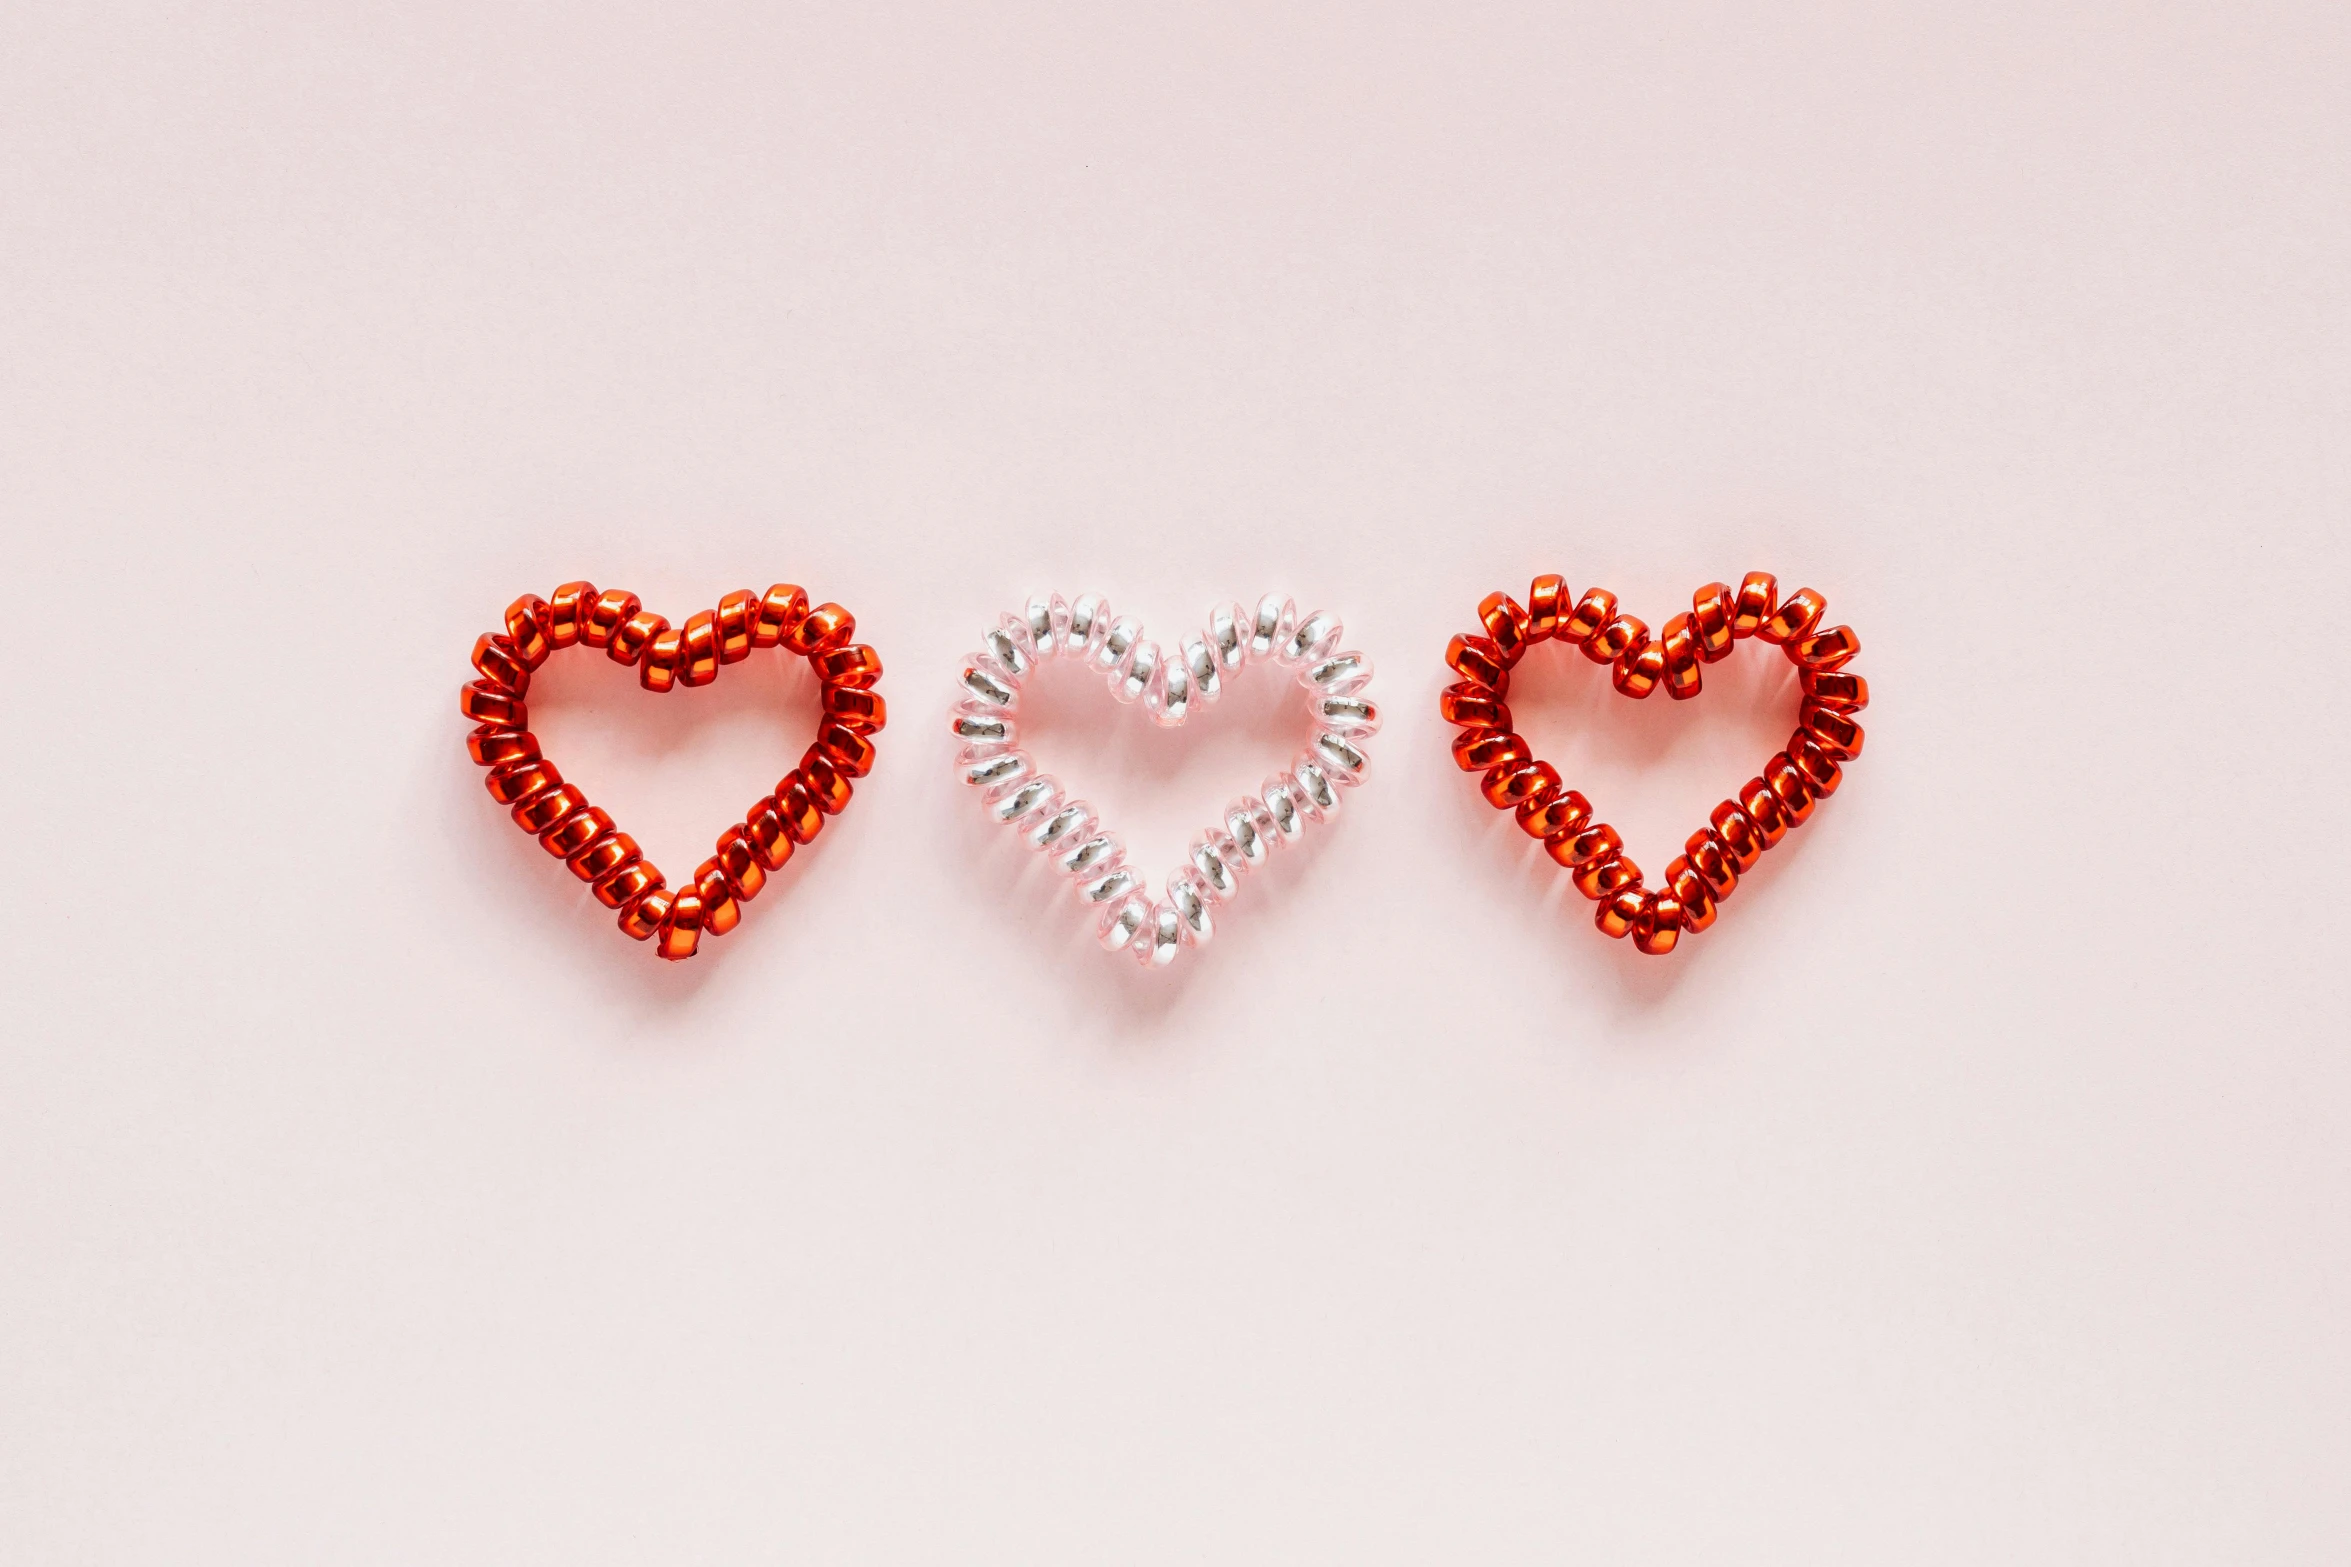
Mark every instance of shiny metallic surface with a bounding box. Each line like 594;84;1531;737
639;625;684;692
1631;892;1682;953
1147;655;1191;726
656;887;702;961
1056;832;1123;879
541;805;613;860
1314;694;1380;735
1028;801;1095;853
1731;571;1778;638
1661;613;1703;700
816;721;878;778
1481;758;1557;811
744;800;791;870
1667;858;1717;932
1139;905;1183;967
961;750;1030;790
713;588;756;663
1685;826;1740;897
1527;574;1567;640
1312;731;1369;783
471;633;531;695
1562;587;1617;645
778;775;826;843
1789;624;1859;669
1572;853;1642;903
1077;865;1141;906
1168;871;1213;944
716;829;766;902
1549;822;1623;868
1292;759;1339;820
1585;612;1647;665
1182;635;1220;704
1709;801;1765;871
1737;777;1790;846
678;611;721;687
503;594;551;667
1437;685;1509;729
1596;886;1644;939
511;783;587;836
690;861;739;933
1760;587;1826;646
1115;637;1158;704
813;686;883;728
485;756;560;806
583;588;641;649
1248;594;1297;660
1302;650;1372;695
1210;602;1248;671
1518;788;1589;840
1478;591;1531;665
818;642;889;693
1190;831;1244;898
1692;582;1736;661
959;656;1020;710
1097;893;1150;951
1066;592;1110;659
1789;731;1843;795
660;608;722;685
1096;614;1140;675
618;885;672;942
1612;640;1665;699
1451;729;1528;773
785;602;856;657
952;711;1015;746
568;830;640;886
950;586;1379;972
981;620;1033;680
1281;609;1342;666
1445;634;1510;692
752;583;808;649
608;607;667;668
1225;799;1272;865
1021;595;1061;656
1800;701;1865;759
988;775;1059;826
1800;669;1869;711
1765;753;1815;825
1262;778;1304;843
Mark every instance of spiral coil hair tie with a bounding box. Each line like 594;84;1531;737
462;582;885;961
954;591;1379;970
1440;570;1867;955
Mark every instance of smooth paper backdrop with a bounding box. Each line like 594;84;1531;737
4;2;2346;1561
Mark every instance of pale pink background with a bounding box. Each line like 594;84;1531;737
4;2;2347;1560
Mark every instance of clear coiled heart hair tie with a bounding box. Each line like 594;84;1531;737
953;592;1379;969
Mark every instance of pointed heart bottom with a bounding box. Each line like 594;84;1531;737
954;592;1381;970
1441;571;1869;955
460;581;887;961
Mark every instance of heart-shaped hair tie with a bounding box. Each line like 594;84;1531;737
1441;571;1867;955
461;581;886;961
955;592;1379;969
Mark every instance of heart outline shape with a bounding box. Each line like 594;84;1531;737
1440;570;1867;955
461;581;887;961
954;592;1379;969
